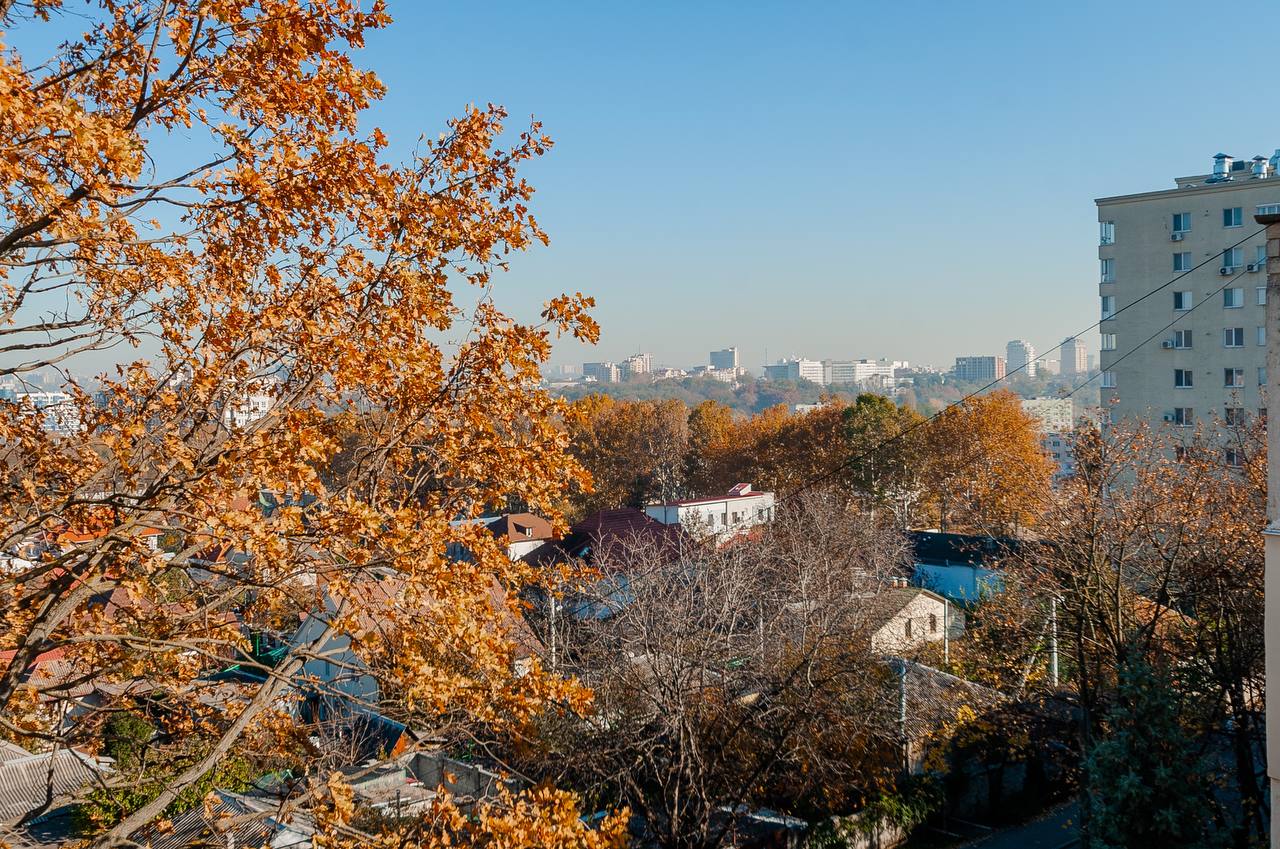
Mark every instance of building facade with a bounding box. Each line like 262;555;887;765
1005;340;1036;378
1060;337;1088;378
953;356;1005;383
710;347;739;370
1020;397;1075;433
645;483;775;543
582;361;619;383
763;358;824;384
1096;152;1279;429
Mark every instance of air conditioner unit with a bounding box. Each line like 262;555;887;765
1162;413;1174;422
1247;262;1261;272
1161;340;1174;349
1171;232;1185;241
1220;267;1233;275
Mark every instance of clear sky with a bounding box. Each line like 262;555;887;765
355;0;1280;372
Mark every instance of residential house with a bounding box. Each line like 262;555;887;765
448;512;555;562
909;531;1021;603
644;483;775;543
867;583;964;655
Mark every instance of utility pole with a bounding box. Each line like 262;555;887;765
1254;202;1280;849
1049;596;1058;688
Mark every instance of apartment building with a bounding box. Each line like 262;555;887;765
1006;340;1036;378
709;347;739;370
620;353;653;377
1060;337;1088;378
1097;151;1280;429
763;358;824;384
953;356;1005;383
824;358;896;386
582;361;619;383
1021;397;1075;434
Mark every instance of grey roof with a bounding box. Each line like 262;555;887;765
137;790;313;849
0;747;103;822
897;660;1004;741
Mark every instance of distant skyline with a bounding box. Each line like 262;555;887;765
12;1;1280;378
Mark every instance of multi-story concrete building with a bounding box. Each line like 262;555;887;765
582;361;619;384
953;356;1005;383
1060;337;1088;378
1020;397;1075;434
1097;151;1280;429
709;347;739;371
1006;340;1036;378
763;358;824;384
824;358;896;387
619;353;652;377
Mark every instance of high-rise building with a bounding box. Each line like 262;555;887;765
620;353;653;377
710;347;739;370
582;362;619;383
953;356;1005;383
1096;151;1278;428
1060;337;1088;378
1006;340;1036;378
1020;397;1075;433
823;359;896;386
763;358;824;384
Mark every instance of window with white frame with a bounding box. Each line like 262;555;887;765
1260;366;1268;386
1259;326;1267;346
1225;288;1244;308
1174;291;1194;310
1100;221;1115;245
1224;327;1245;347
1175;369;1194;388
1173;252;1192;272
1224;207;1243;227
1225;406;1245;426
1173;212;1192;233
1173;407;1193;426
1101;295;1116;319
1173;329;1193;349
1257;245;1268;266
1100;333;1117;351
1225;368;1245;387
1223;247;1243;270
1101;371;1116;388
1258;286;1268;305
1226;447;1243;467
1100;258;1115;283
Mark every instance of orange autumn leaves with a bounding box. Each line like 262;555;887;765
1;2;619;846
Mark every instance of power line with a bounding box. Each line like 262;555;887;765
779;226;1267;502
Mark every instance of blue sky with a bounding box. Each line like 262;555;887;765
358;0;1280;371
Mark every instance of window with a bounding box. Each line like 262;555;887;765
1259;326;1267;346
1173;407;1193;426
1101;371;1116;388
1175;369;1194;388
1175;446;1189;463
1224;207;1243;227
1225;288;1244;308
1101;332;1117;351
1174;291;1194;310
1100;258;1115;283
1173;329;1193;349
905;619;913;639
1101;295;1116;319
1261;407;1268;423
1261;366;1269;386
1226;447;1244;467
1173;252;1192;272
1223;247;1243;270
1258;286;1268;305
1224;327;1245;347
1173;212;1192;233
1100;221;1115;245
929;614;938;633
1225;368;1245;387
1257;245;1268;266
1225;407;1245;426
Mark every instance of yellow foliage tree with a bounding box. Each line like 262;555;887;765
0;2;620;846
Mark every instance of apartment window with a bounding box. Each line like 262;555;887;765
1174;446;1189;463
1175;369;1194;388
1100;333;1117;351
1174;291;1194;310
1223;247;1243;270
1101;371;1116;388
1225;406;1245;426
1225;288;1244;308
1100;258;1115;283
1260;366;1269;386
1261;407;1268;423
1257;245;1268;266
1100;221;1115;245
1226;447;1244;467
1224;327;1245;347
1173;252;1192;272
1101;295;1116;319
1225;368;1245;387
1173;407;1193;426
1259;326;1267;346
1173;329;1193;349
1224;207;1243;227
1258;286;1268;305
1173;212;1192;233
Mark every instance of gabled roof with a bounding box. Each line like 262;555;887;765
484;513;554;544
521;508;692;573
895;660;1004;741
865;586;947;633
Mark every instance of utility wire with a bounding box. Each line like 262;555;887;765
779;226;1267;502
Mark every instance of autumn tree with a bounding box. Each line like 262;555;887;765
0;2;621;847
841;392;928;526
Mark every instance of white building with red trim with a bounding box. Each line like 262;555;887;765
645;483;775;542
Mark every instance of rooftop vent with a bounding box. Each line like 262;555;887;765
1254;156;1274;179
1206;152;1235;183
